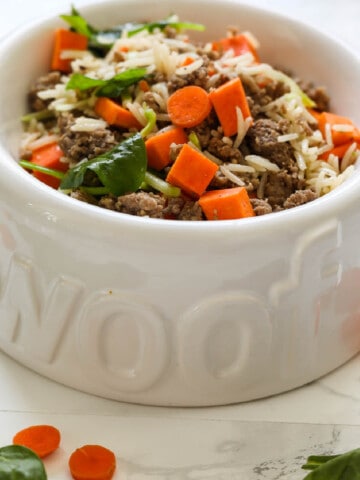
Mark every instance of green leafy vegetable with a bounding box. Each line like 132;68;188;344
127;19;205;37
61;6;122;55
61;7;205;56
66;68;147;98
301;448;360;479
0;445;47;480
60;133;147;195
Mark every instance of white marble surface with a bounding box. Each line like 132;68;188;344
1;0;360;478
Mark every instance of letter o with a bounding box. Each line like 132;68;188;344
77;291;169;393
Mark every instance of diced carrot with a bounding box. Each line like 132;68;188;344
319;141;355;161
209;77;252;137
318;111;356;146
68;444;116;480
307;108;322;123
353;127;360;146
180;57;195;67
199;187;255;220
145;127;188;170
51;28;88;73
138;79;150;92
13;425;61;458
31;143;68;189
167;85;212;128
213;34;260;63
166;143;218;197
94;97;142;130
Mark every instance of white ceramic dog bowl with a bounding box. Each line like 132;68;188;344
0;0;359;406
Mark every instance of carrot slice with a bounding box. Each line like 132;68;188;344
68;444;116;480
319;141;355;161
31;142;68;189
51;28;88;73
145;127;188;170
317;111;356;146
199;186;255;220
214;34;260;63
166;143;218;197
95;97;141;129
13;425;61;458
167;85;212;128
209;77;252;137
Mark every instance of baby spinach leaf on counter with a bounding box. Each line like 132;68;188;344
60;133;147;196
0;445;47;480
66;68;147;97
301;448;360;479
127;19;205;36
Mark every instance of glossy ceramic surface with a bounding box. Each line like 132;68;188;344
0;0;359;406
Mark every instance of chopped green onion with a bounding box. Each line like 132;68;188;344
21;110;55;123
140;107;157;137
19;160;65;179
188;131;201;150
143;171;181;197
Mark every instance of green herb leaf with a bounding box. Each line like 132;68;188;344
302;448;360;479
60;6;132;55
0;445;47;480
60;7;205;55
127;20;205;37
60;133;147;195
66;68;147;98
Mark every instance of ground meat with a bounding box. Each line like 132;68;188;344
298;81;330;111
246;118;294;167
283;189;318;209
250;198;273;216
70;189;98;205
209;169;259;191
28;71;62;111
97;192;204;220
58;114;119;163
207;137;243;163
176;200;204;221
167;56;212;92
99;192;166;218
242;77;290;119
142;91;163;113
164;197;204;220
263;170;305;208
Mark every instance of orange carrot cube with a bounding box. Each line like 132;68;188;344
199;186;255;220
209;77;252;137
145;127;188;170
166;144;218;197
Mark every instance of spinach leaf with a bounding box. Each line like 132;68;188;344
61;7;205;55
61;6;134;55
66;68;147;98
60;133;147;195
302;448;360;479
0;445;47;480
